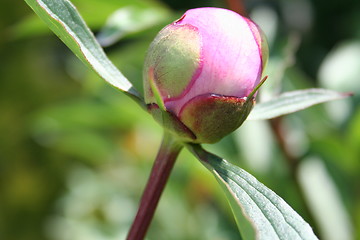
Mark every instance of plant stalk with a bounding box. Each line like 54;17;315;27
126;132;183;240
225;0;248;17
269;117;321;237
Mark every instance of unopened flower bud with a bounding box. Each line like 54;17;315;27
144;7;268;143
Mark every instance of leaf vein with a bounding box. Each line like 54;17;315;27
215;163;306;239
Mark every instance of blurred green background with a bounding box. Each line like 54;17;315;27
1;0;360;239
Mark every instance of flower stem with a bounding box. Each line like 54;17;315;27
225;0;248;17
269;117;321;237
126;132;183;240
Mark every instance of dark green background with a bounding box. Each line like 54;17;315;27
1;0;359;239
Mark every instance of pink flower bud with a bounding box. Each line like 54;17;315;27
144;7;268;143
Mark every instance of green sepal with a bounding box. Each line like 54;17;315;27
148;68;166;111
148;104;196;142
247;75;268;100
143;24;201;103
179;94;255;144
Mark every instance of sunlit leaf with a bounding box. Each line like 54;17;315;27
188;144;318;240
24;0;144;106
97;6;171;47
14;0;160;39
318;41;360;124
318;41;360;93
298;157;354;240
249;89;351;120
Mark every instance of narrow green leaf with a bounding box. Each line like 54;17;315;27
97;6;171;47
249;89;351;120
187;144;318;240
24;0;144;105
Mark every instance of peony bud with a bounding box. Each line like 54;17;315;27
144;7;268;143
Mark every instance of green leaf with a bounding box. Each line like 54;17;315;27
24;0;144;106
319;41;360;93
249;89;351;120
187;144;318;240
97;6;171;47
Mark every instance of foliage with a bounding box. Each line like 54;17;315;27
1;0;360;240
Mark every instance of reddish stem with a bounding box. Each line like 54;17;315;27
225;0;248;17
269;118;320;237
126;133;183;240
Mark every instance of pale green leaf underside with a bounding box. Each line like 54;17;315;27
24;0;142;100
188;144;318;240
249;88;350;120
